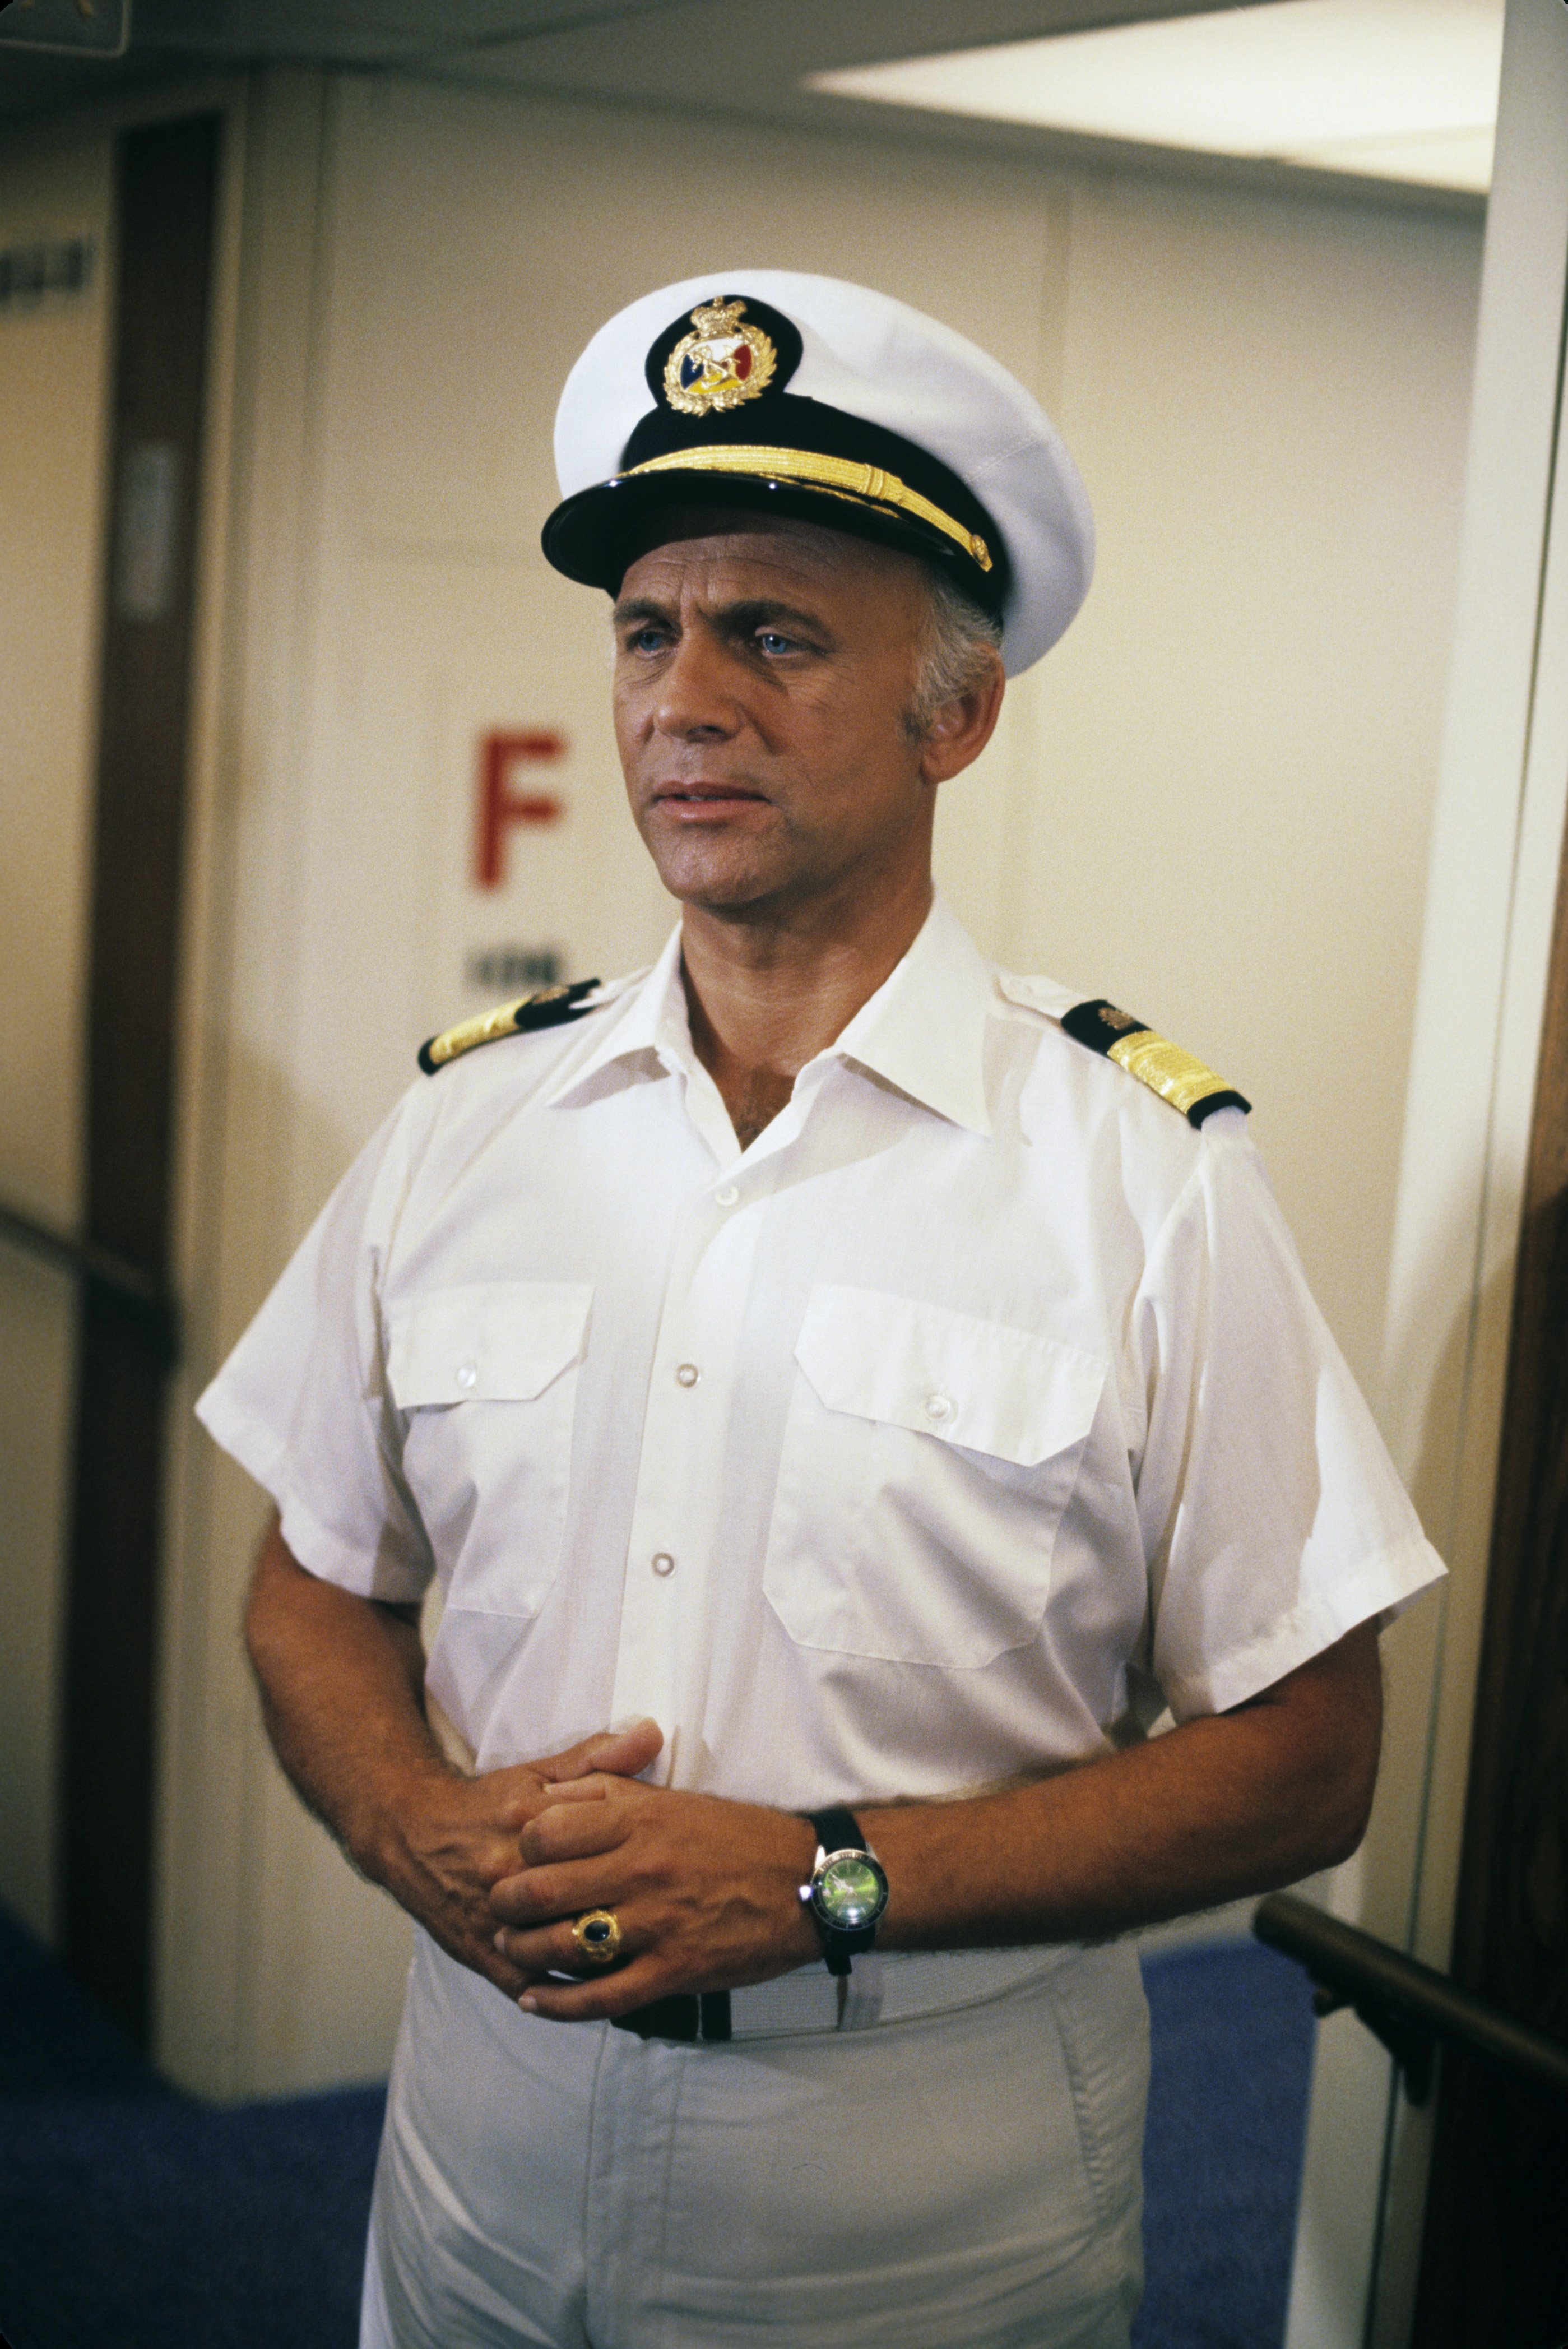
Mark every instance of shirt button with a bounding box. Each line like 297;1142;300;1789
714;1183;740;1206
924;1392;954;1421
651;1551;676;1577
456;1361;478;1391
675;1363;700;1388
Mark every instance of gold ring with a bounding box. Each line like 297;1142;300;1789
570;1908;624;1968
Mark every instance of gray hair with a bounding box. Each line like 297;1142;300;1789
903;566;1005;740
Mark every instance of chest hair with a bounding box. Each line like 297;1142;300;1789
729;1069;795;1152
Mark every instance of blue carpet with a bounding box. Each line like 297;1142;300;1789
0;1910;1315;2348
1134;1939;1318;2349
0;1910;382;2349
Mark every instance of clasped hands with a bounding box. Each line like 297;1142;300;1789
395;1716;822;2021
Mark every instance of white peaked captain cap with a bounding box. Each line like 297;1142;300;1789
542;269;1095;678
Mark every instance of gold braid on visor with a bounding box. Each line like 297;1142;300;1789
620;444;993;574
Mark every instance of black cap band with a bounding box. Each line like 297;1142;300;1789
542;291;1009;611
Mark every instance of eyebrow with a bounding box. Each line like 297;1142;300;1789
611;595;672;628
610;594;834;640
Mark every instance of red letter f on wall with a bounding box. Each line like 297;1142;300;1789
476;730;565;888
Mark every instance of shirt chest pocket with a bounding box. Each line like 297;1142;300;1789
385;1282;592;1618
763;1285;1106;1668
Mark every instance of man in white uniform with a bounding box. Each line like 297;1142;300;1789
199;272;1444;2348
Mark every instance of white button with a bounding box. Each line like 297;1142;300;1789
924;1392;953;1421
456;1361;478;1391
651;1551;676;1577
675;1363;700;1388
714;1183;740;1206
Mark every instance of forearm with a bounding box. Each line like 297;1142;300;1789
493;1625;1383;2018
244;1517;448;1879
244;1520;668;1998
865;1626;1383;1949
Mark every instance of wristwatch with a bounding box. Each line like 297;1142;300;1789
798;1806;889;1977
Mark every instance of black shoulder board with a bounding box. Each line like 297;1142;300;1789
1061;999;1250;1127
418;979;602;1075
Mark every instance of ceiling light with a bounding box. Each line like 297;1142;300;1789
809;0;1502;193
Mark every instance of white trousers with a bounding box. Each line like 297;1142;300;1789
361;1930;1149;2349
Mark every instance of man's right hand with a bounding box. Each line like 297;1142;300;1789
243;1519;662;1999
367;1724;665;1998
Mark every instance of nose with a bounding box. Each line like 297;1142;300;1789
650;623;743;742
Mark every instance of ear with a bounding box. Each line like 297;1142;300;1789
917;649;1006;785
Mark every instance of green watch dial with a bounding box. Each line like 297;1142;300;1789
817;1852;887;1930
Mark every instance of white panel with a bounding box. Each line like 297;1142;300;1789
155;68;352;2097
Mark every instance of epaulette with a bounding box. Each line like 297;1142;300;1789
1060;999;1249;1128
418;979;604;1074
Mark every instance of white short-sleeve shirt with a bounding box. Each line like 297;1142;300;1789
197;896;1443;1806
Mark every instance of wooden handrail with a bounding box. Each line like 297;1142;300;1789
1254;1891;1568;2106
0;1197;178;1356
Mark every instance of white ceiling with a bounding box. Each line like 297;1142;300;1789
812;0;1503;193
0;0;1491;211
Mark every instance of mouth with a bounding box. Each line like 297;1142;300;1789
650;782;771;816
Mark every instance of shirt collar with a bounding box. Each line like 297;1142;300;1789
822;893;995;1137
544;891;998;1137
541;922;694;1108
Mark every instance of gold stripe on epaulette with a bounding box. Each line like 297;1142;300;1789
418;982;599;1074
1107;1030;1233;1119
423;993;547;1071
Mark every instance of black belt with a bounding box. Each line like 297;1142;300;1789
611;1993;732;2043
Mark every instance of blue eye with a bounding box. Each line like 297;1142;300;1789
757;631;794;655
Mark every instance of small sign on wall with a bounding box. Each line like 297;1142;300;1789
0;234;95;309
476;728;564;888
466;945;563;992
0;0;130;52
114;443;181;622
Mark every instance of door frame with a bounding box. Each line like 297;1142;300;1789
1284;3;1568;2339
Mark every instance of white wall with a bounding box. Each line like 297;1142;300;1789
163;70;1482;2095
1014;175;1478;1400
1356;4;1568;2337
0;124;112;1941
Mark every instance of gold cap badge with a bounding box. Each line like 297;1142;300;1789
663;298;777;416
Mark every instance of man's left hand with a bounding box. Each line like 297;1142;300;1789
488;1775;820;2019
489;1622;1385;2021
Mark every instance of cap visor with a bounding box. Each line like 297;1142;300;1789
542;471;995;604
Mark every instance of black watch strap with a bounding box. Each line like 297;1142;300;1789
805;1807;880;1977
809;1806;866;1861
